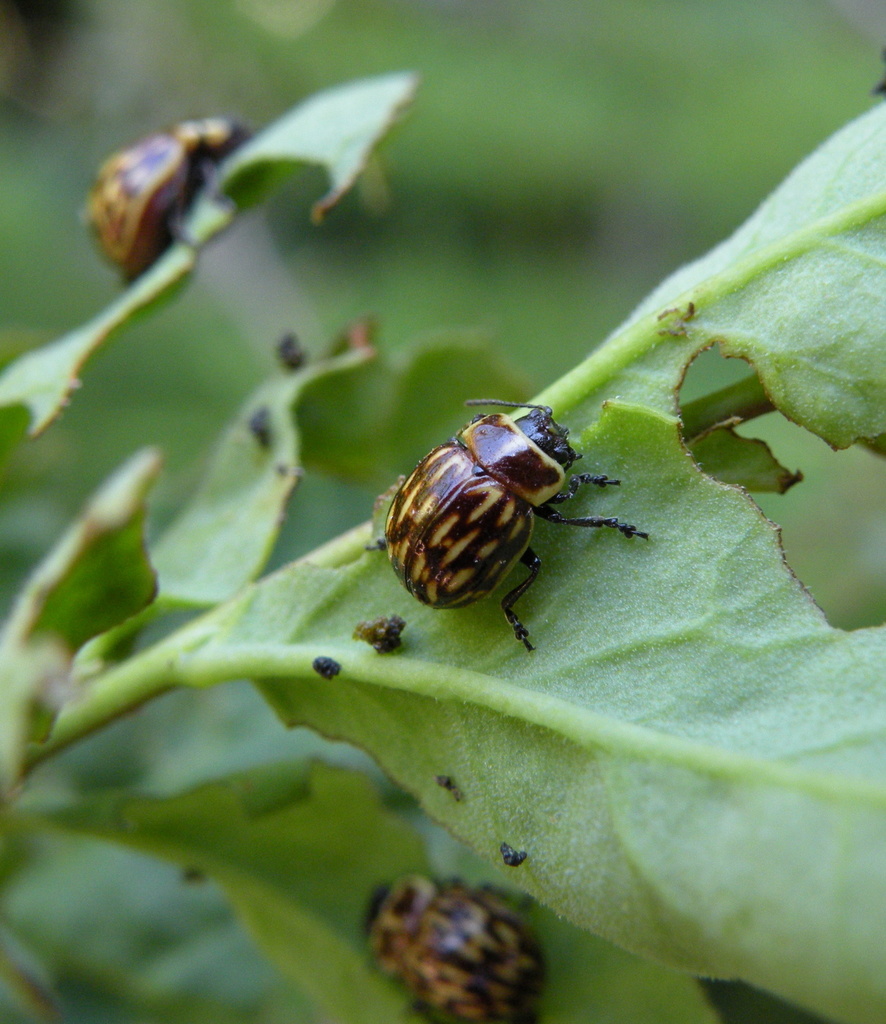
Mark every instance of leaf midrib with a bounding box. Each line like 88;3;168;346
175;643;886;811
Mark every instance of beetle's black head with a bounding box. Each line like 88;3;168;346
514;407;581;470
464;399;582;470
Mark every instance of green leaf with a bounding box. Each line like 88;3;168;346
0;73;417;437
298;329;531;486
0;332;39;484
0;639;70;795
75;400;879;1023
13;762;717;1024
688;427;802;493
863;433;886;457
24;87;886;1024
702;980;836;1024
30;762;429;1024
678;370;800;492
552;102;886;449
152;347;374;608
0;255;198;437
0;834;301;1024
0;406;29;487
538;916;718;1024
0;450;159;791
222;71;419;219
0;925;60;1022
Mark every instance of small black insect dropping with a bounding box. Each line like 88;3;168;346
248;406;272;448
276;331;306;370
500;843;528;867
312;656;341;679
434;774;463;801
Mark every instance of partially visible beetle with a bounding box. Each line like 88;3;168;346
383;400;647;651
367;876;545;1024
87;117;250;281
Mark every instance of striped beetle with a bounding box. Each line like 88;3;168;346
383;400;647;651
367;876;545;1024
87;118;249;281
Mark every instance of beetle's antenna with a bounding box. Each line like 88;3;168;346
465;399;553;413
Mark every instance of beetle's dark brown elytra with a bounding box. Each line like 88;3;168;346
88;118;249;281
367;876;545;1024
383;401;647;650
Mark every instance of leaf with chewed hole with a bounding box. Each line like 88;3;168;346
297;329;530;487
688;427;802;493
24;102;886;1024
550;102;886;450
44;399;883;1023
0;73;417;437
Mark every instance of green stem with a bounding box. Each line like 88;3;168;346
26;635;181;770
296;520;373;568
28;626;886;807
24;525;375;774
680;373;774;443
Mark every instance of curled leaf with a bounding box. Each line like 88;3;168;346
0;451;159;790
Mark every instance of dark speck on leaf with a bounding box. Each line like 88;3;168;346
248;406;272;448
276;331;306;370
434;774;463;801
353;615;406;653
312;656;341;679
500;843;528;867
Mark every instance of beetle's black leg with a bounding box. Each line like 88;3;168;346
365;537;387;552
534;503;648;538
168;197;199;248
547;472;620;505
501;548;541;652
170;159;236;246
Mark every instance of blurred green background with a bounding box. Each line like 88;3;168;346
2;2;886;1021
2;0;886;630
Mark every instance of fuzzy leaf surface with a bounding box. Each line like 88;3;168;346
27;84;886;1024
110;398;884;1024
